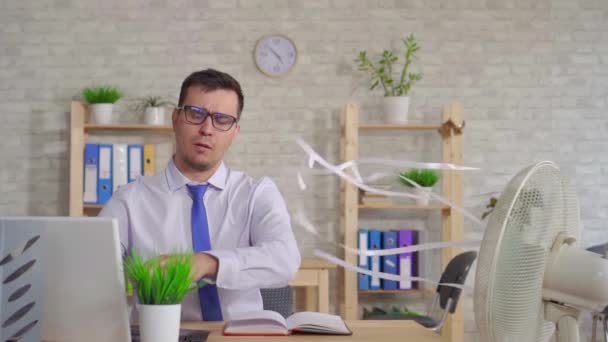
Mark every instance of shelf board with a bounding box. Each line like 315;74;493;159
84;124;174;133
359;202;449;210
359;123;442;130
83;204;104;209
359;289;434;295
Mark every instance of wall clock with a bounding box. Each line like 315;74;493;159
254;34;297;77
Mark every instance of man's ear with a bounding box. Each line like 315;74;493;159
231;124;240;144
172;109;178;130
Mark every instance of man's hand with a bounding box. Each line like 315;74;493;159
159;253;219;282
190;253;219;281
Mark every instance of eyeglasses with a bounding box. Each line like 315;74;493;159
177;105;238;131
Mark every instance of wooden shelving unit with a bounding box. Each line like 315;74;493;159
83;204;104;209
359;202;450;210
359;289;435;295
69;101;174;216
359;123;442;130
340;102;465;342
84;123;174;132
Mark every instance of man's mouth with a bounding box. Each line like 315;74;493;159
194;142;212;151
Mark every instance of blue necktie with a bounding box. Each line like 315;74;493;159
187;184;223;321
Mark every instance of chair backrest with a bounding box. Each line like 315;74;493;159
260;286;294;318
436;251;477;313
587;242;608;258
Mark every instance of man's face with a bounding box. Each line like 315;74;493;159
172;86;240;173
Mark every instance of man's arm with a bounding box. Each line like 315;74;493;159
201;178;301;290
98;192;131;257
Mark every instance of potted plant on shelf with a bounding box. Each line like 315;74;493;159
398;169;440;205
124;251;200;342
481;196;498;220
82;86;123;124
354;34;423;123
133;96;176;126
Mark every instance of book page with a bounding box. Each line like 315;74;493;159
286;312;350;334
224;310;288;334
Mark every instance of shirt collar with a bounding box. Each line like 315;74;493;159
166;157;227;192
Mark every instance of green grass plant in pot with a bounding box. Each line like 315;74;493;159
398;169;440;205
124;251;201;342
355;34;422;123
82;86;123;124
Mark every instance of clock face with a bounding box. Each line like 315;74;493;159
254;35;297;77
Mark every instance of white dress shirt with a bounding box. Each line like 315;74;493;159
99;158;301;320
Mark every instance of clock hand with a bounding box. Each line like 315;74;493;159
268;47;284;65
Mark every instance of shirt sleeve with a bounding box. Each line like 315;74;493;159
98;190;131;257
205;178;302;290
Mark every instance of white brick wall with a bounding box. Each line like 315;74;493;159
1;1;607;340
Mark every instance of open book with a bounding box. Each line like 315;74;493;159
223;310;352;336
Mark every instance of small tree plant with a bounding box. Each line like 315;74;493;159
354;34;423;97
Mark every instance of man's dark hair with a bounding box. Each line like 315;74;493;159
178;69;244;119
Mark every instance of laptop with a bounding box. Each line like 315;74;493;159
1;216;131;342
1;216;210;342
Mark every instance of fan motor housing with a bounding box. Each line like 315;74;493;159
543;234;608;312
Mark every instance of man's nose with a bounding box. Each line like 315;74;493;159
199;115;214;134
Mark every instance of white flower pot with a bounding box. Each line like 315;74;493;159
382;96;410;123
144;106;166;125
413;187;433;206
89;103;114;124
137;304;181;342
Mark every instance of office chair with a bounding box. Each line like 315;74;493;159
260;286;294;318
588;242;608;342
363;251;477;333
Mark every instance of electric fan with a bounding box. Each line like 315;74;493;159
474;161;608;342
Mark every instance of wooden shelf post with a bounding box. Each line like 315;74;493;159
340;103;359;320
69;101;86;216
440;102;465;342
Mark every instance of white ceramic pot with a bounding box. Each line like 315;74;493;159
144;106;166;125
89;103;114;124
382;96;410;123
137;304;181;342
413;187;433;206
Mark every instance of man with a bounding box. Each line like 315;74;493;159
99;69;301;321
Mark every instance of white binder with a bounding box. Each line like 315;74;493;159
127;145;143;183
112;144;128;193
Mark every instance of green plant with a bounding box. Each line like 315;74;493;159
123;250;201;305
82;86;123;104
354;34;423;97
133;96;176;113
481;196;498;220
398;169;440;188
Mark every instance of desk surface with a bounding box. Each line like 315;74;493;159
181;320;446;342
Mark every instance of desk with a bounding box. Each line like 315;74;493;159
288;258;336;313
181;320;446;342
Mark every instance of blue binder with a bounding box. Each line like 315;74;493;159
382;231;399;290
83;144;99;204
127;144;143;183
369;229;382;290
97;144;113;204
357;229;370;290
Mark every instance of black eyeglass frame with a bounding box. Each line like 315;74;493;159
176;105;239;131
